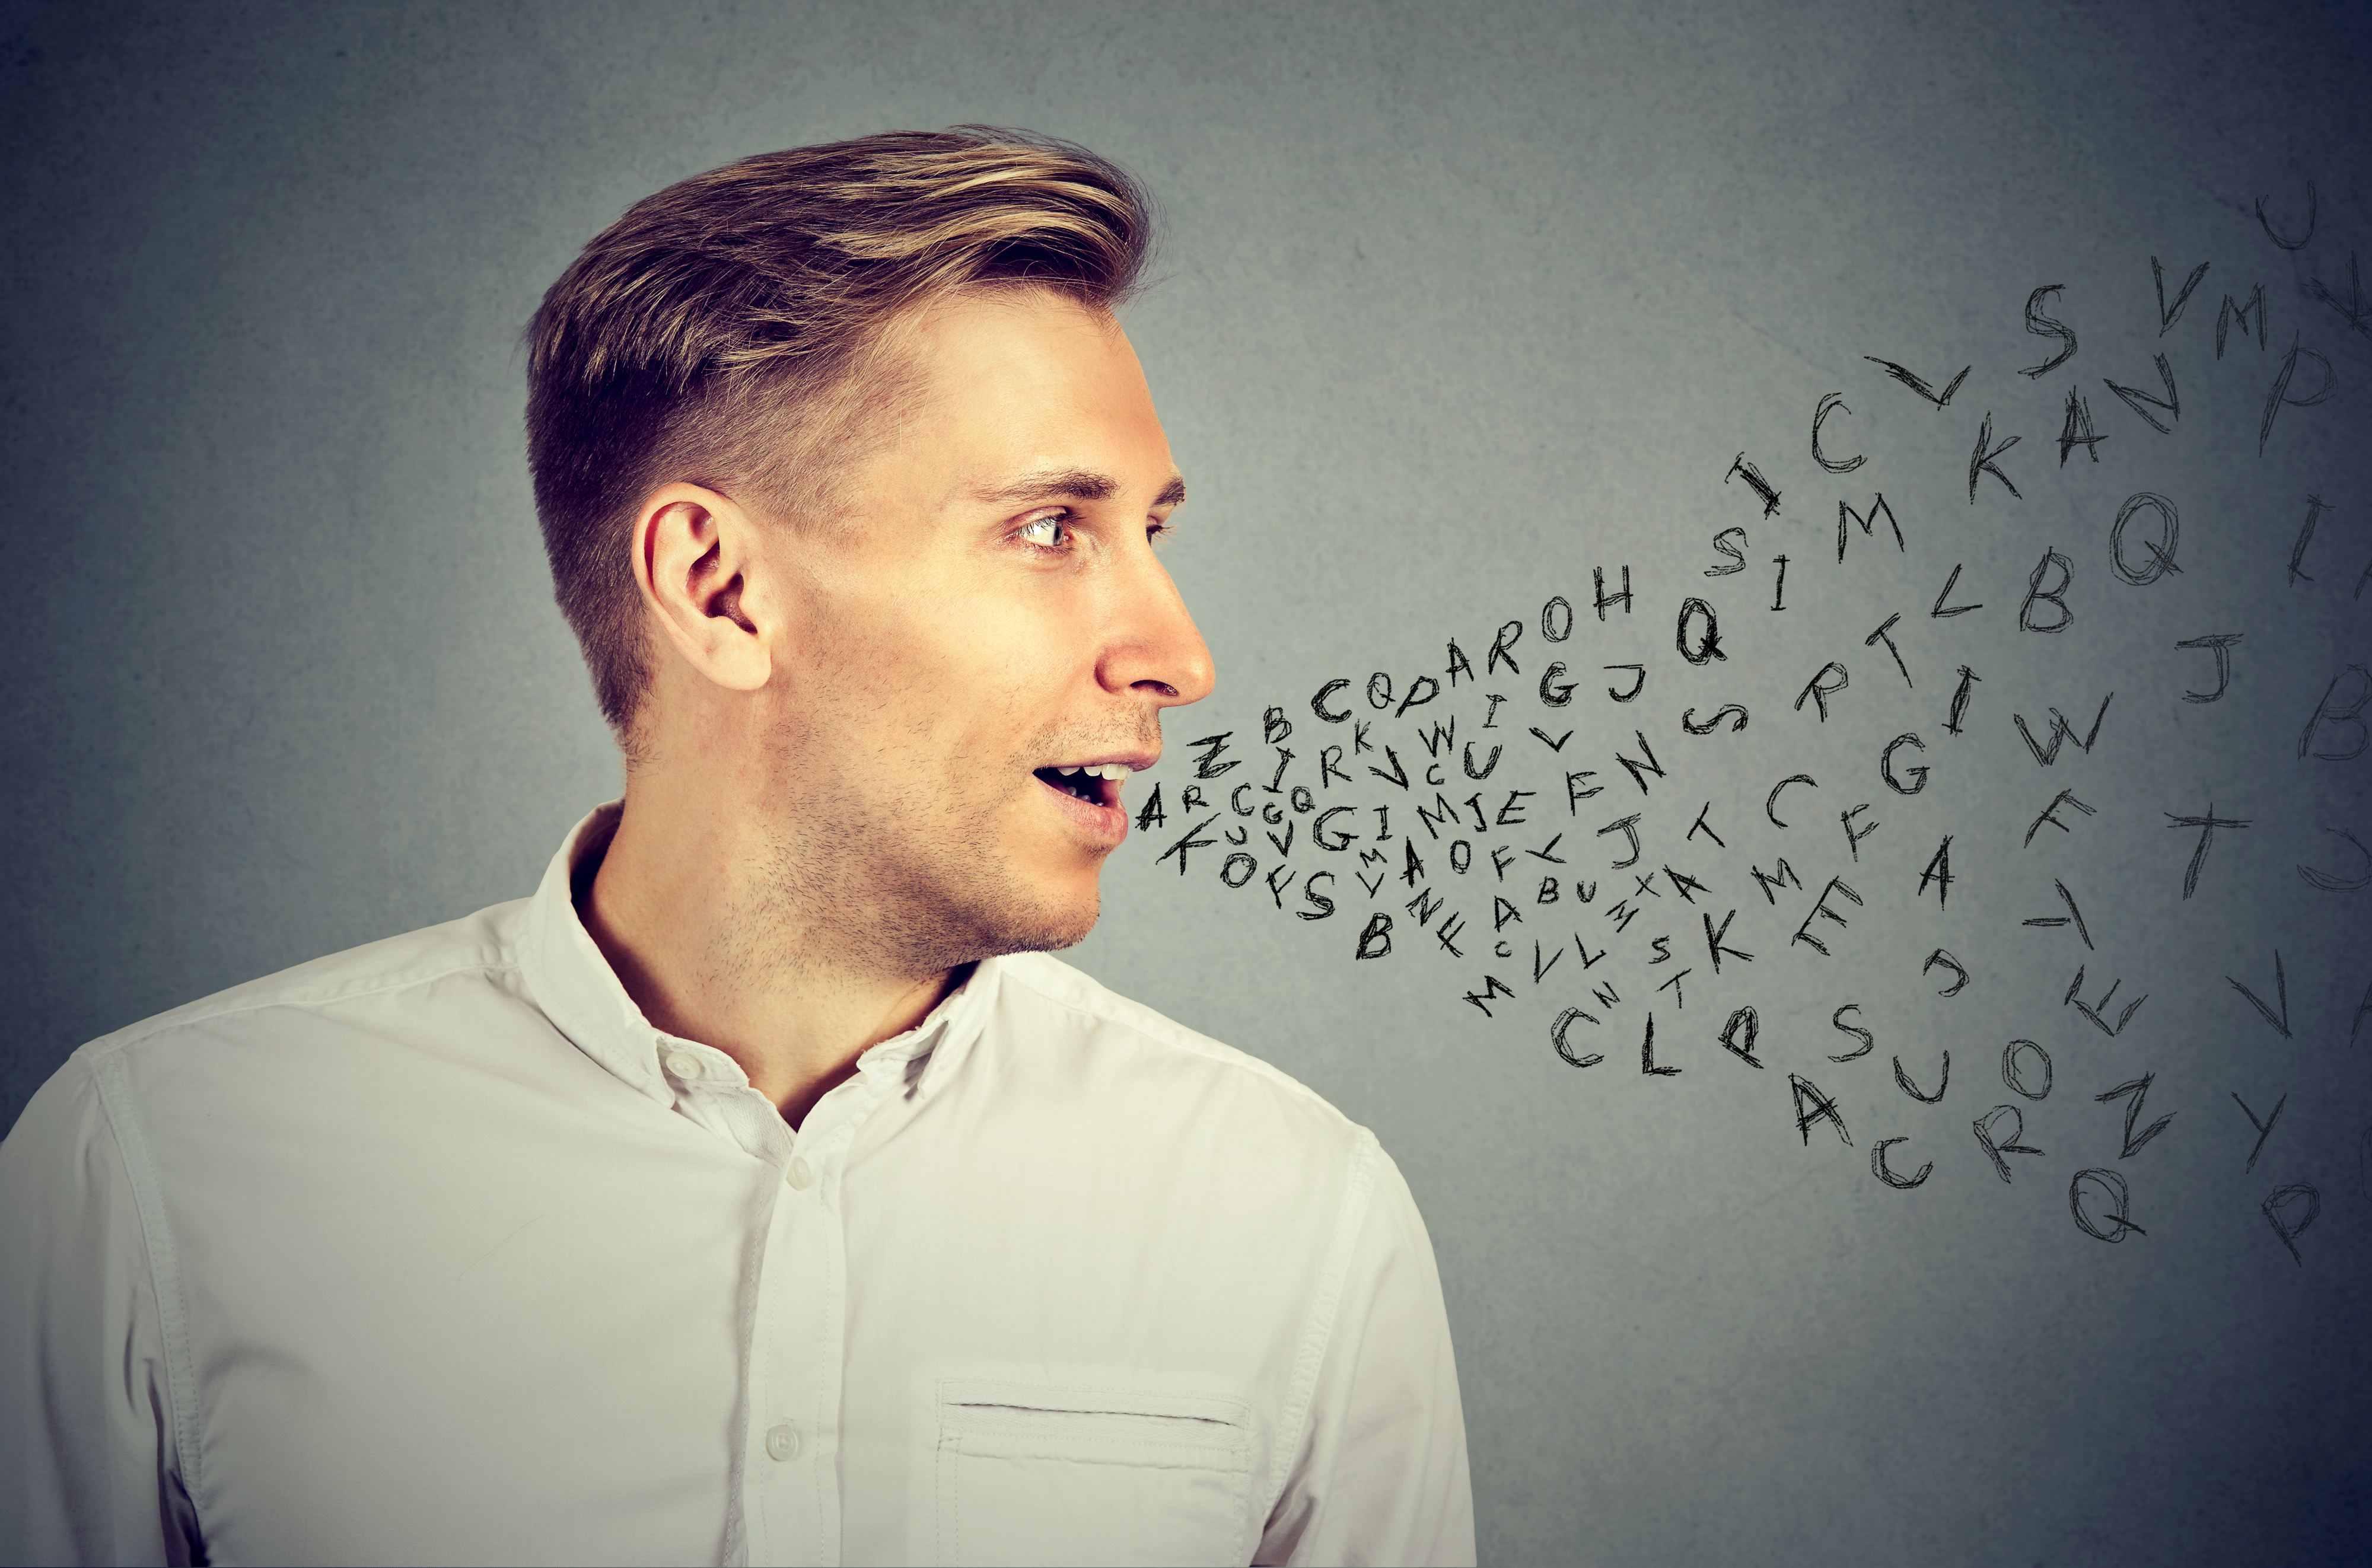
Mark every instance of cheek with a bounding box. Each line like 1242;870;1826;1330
799;565;1090;756
807;613;1043;770
800;590;947;702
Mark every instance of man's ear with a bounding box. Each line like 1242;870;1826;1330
632;482;773;694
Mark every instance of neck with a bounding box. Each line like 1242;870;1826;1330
577;768;961;1129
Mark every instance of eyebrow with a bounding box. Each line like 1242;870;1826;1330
973;467;1186;511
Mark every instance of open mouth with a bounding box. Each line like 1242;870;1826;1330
1034;763;1131;809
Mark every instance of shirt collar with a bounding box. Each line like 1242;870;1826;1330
515;802;1001;1110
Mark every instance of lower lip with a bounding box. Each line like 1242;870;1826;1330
1036;774;1131;847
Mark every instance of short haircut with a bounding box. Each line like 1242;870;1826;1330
524;127;1158;737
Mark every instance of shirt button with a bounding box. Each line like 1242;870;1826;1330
785;1156;814;1190
765;1423;802;1462
664;1050;704;1081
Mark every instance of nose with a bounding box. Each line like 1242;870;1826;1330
1099;547;1215;710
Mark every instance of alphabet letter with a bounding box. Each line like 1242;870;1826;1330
2020;285;2078;377
1813;392;1866;471
2018;547;2074;633
1973;1104;2044;1184
2070;1168;2146;1242
2297;665;2370;761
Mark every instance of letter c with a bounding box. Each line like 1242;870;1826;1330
1814;391;1865;474
1766;773;1819;827
1871;1136;1932;1188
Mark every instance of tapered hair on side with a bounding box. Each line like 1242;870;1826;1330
523;126;1158;740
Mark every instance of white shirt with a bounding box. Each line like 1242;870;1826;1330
1;804;1473;1567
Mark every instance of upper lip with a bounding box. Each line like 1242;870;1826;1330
1040;753;1158;772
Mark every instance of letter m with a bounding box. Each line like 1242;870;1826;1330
1463;975;1515;1018
1415;792;1463;841
1836;493;1902;560
1750;858;1803;905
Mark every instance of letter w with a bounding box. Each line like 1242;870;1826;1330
2013;693;2113;766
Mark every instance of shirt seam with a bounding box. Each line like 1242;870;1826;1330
87;1049;207;1538
991;959;1351;1124
1259;1126;1380;1527
81;955;524;1067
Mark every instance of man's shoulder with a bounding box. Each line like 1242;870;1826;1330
5;898;539;1162
987;951;1368;1146
75;897;533;1070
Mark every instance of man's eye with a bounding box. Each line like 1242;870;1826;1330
1015;512;1070;549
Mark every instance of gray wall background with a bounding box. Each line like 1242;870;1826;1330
5;2;2368;1562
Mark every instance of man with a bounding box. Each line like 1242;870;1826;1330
1;128;1473;1566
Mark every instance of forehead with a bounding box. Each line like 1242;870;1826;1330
884;288;1171;484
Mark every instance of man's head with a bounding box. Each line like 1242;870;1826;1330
525;130;1212;977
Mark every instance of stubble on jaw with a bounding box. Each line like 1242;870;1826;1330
759;810;1106;983
727;718;1144;992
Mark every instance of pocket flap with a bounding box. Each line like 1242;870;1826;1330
933;1380;1255;1565
937;1380;1252;1461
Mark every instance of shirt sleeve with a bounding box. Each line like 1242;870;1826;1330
0;1054;202;1567
1257;1140;1476;1567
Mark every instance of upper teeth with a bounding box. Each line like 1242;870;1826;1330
1058;764;1131;779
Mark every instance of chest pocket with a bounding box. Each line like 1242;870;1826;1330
932;1379;1255;1567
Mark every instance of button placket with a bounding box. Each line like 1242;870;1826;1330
740;1079;884;1561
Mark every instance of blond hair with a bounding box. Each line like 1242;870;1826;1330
524;127;1158;735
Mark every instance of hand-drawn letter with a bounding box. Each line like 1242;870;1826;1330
2297;665;2370;761
2020;285;2078;377
1813;392;1865;473
2018;547;2075;633
2261;1183;2321;1265
2108;492;2181;585
1791;1075;1852;1145
2176;635;2241;703
2069;1169;2146;1241
1973;1105;2044;1183
1873;1138;1933;1189
2096;1075;2176;1158
2260;332;2336;457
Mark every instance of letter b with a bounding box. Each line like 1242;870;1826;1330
2299;665;2370;762
2020;547;2074;633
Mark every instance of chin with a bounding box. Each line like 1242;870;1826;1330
982;882;1101;957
